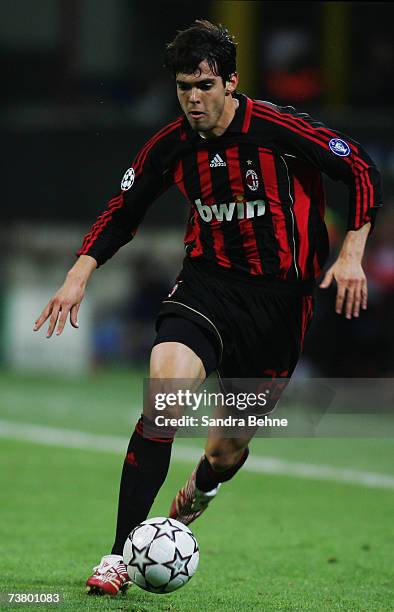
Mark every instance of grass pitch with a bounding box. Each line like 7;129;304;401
0;369;393;611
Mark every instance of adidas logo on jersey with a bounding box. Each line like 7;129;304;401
210;154;226;167
195;198;266;222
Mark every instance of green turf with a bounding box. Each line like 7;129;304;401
0;369;393;611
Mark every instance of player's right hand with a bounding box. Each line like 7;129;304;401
33;275;86;338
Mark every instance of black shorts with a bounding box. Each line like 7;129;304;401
154;257;314;379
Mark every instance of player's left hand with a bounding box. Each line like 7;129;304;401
319;258;368;319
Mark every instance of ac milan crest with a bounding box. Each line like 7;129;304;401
246;169;259;191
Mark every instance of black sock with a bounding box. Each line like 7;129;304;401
195;447;249;492
111;417;173;555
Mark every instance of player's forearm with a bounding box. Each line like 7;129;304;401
337;222;371;263
76;206;139;268
67;255;98;286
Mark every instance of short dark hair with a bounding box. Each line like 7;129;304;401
164;19;237;84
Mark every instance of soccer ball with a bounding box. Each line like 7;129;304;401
123;517;199;593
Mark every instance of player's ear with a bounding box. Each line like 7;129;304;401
225;72;239;95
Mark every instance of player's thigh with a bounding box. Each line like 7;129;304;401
150;341;206;380
151;314;219;380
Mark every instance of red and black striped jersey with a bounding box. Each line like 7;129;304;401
77;94;382;281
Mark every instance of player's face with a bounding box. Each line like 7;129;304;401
176;60;238;137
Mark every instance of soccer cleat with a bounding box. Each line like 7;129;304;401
86;554;130;596
169;460;221;525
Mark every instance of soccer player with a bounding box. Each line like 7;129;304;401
34;20;382;596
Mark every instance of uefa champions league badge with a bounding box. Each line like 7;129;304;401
328;138;351;157
121;167;135;191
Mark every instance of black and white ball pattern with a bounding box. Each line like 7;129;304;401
120;167;135;191
123;517;199;593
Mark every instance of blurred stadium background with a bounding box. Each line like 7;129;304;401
0;2;393;609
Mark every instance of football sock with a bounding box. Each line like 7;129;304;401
111;416;174;556
195;447;249;492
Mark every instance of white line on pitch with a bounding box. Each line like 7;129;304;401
0;419;393;490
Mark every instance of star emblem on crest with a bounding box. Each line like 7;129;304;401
246;159;253;165
164;547;192;580
153;519;184;542
129;543;155;574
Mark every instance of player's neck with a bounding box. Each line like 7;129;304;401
198;96;239;139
